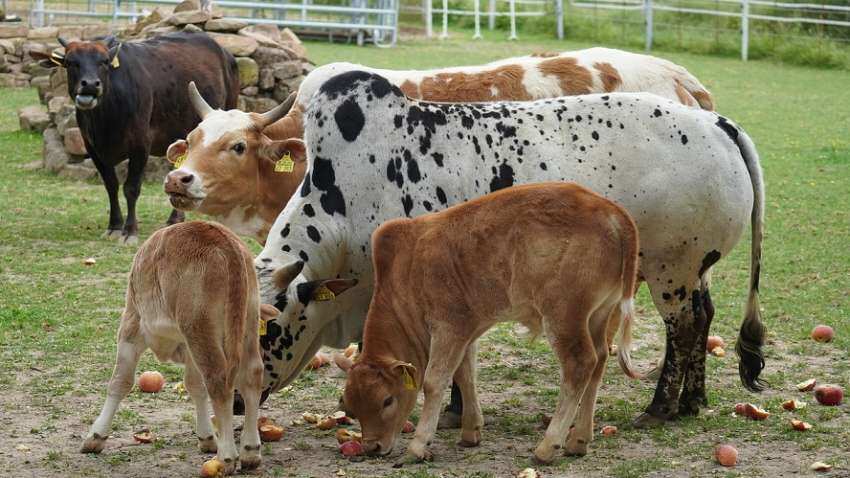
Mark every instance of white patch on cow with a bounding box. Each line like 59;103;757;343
199;110;254;147
489;85;499;97
216;205;266;238
523;59;568;98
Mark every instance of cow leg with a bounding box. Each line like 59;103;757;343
166;208;186;226
454;341;484;447
183;358;216;453
121;150;148;245
534;308;597;464
90;156;123;239
405;334;470;463
437;383;464;429
633;269;702;428
565;303;615;456
235;347;264;470
81;305;145;453
678;288;715;416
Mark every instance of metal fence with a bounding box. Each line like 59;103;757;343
24;0;400;46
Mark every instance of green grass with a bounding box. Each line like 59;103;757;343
1;37;849;477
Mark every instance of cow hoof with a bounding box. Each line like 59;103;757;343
102;229;122;240
121;234;139;246
531;447;555;465
80;434;106;454
220;457;237;475
240;453;261;471
437;411;462;429
458;429;481;447
564;440;588;457
198;436;217;453
632;412;669;429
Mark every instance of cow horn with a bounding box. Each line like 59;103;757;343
187;81;213;119
57;37;69;48
256;92;296;128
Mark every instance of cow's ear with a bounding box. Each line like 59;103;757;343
260;304;280;320
390;361;418;390
261;139;306;170
296;278;358;304
166;140;188;165
30;49;64;68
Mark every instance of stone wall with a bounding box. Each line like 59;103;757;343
14;0;310;182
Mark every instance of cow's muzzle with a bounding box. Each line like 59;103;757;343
164;170;205;210
74;81;102;110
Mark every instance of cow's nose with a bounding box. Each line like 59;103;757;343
180;173;194;184
164;170;194;194
93;79;101;88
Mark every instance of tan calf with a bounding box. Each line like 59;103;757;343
342;183;641;464
80;221;278;475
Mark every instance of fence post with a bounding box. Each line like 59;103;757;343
644;0;653;52
556;0;564;40
741;0;749;61
441;0;448;38
425;0;433;37
473;0;482;39
488;0;495;30
508;0;517;40
34;0;45;27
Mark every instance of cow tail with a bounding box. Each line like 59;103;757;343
615;211;642;380
734;129;767;392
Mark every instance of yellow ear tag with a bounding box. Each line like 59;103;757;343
312;285;335;302
259;318;267;336
110;43;121;69
401;367;416;390
173;153;187;169
275;151;294;173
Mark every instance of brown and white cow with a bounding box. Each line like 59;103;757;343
342;182;642;464
80;221;277;476
164;47;713;243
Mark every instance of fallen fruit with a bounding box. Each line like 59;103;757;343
307;352;330;370
811;325;834;343
331;411;352;425
743;403;770;420
781;399;806;411
302;412;319;424
317;416;337;430
344;343;358;358
734;403;747;416
336;428;353;444
200;458;225;477
402;420;415;433
257;416;273;428
133;430;154;443
711;346;726;357
259;424;285;442
517;468;539;478
138;371;165;393
790;419;812;431
797;378;817;392
715;444;738;467
810;462;832;472
84;257;96;266
706;335;725;352
333;352;354;372
339;440;363;457
814;384;843;406
601;425;618;436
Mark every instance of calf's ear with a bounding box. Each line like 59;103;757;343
166;140;188;164
260;304;280;319
390;361;418;390
260;139;307;169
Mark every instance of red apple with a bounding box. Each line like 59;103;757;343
340;440;363;456
601;425;618;436
790;419;812;431
706;336;725;352
259;424;284;442
715;444;737;467
782;399;805;411
811;325;834;343
734;403;747;416
402;420;415;433
796;378;817;392
744;403;770;420
814;384;843;406
138;371;164;393
200;458;225;477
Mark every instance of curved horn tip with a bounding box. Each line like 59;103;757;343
187;81;214;119
257;92;296;127
57;37;69;48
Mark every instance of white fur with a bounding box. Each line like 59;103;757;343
199;109;254;147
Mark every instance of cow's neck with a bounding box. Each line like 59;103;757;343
360;297;430;387
255;156;308;243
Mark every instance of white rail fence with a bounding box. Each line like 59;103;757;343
417;0;850;60
26;0;399;46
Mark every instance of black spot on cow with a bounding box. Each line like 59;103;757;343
299;250;309;262
653;109;662;118
300;171;311;197
282;244;291;252
306;225;321;243
496;122;517;138
334;98;365;142
715;116;739;142
260;321;281;351
280;224;290;238
461;115;474;129
472;136;481;155
662;292;672;301
432;152;444;167
423;200;432;211
401;194;414;216
489;163;515;192
674;286;687;301
370;76;394;98
406;156;421;183
681;134;689;145
436;186;447;205
303;204;315;217
571;134;578;142
592;131;599;141
285;353;293;361
312;156;346;216
318;70;374;99
273;290;288;311
419;135;431;155
393;115;403;128
699;250;721;278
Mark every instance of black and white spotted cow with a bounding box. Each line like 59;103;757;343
255;71;766;426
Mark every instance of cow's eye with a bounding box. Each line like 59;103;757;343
382;396;393;408
232;142;246;155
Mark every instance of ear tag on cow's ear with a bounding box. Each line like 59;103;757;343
259;317;267;336
110;43;122;69
312;285;335;302
401;367;416;390
275;151;294;173
173;153;187;169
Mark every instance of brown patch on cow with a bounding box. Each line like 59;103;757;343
691;89;715;111
674;80;698;107
530;51;559;58
593;62;623;93
419;65;531;102
539;57;594;95
399;80;420;98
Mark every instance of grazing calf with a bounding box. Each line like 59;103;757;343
254;72;765;428
80;221;275;475
342;183;641;463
